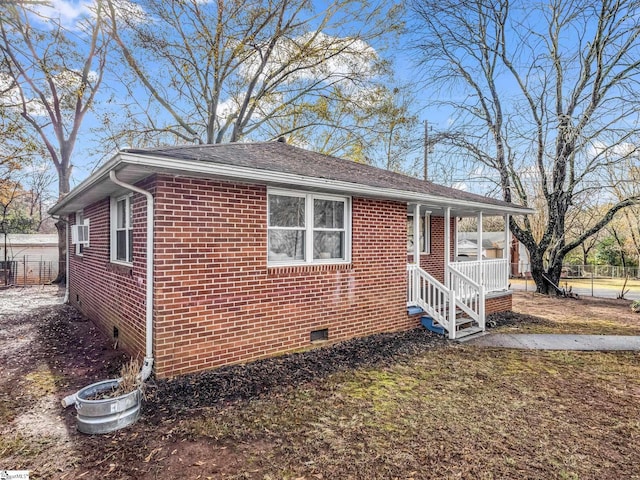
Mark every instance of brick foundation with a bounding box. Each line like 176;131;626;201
485;292;513;315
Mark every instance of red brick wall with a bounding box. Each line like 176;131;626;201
407;215;455;283
67;179;156;359
68;174;513;377
485;293;512;315
150;175;417;377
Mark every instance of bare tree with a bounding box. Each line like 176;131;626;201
410;0;640;293
104;0;406;158
0;158;55;234
0;2;110;281
565;203;606;266
610;159;640;265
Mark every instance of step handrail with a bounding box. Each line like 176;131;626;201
407;264;456;338
447;264;485;330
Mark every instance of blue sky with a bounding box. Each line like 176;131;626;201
17;0;638;204
18;1;440;189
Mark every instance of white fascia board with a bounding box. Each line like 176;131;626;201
48;152;124;216
121;152;534;216
50;150;535;217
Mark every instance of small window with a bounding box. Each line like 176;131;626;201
73;210;89;255
407;213;431;255
268;190;350;265
111;194;134;264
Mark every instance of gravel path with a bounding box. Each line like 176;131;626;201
0;285;65;316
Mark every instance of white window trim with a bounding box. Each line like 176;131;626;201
408;211;431;255
110;194;134;266
73;210;89;255
267;188;352;266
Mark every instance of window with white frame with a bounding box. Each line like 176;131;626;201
111;195;133;264
407;212;431;254
73;209;89;255
268;190;350;264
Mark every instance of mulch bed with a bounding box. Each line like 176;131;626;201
5;298;537;422
486;310;553;329
141;310;546;418
145;327;450;418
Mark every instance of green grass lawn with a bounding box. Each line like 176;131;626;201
167;294;640;479
179;347;640;479
3;291;640;479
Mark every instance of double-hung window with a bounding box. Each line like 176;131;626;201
73;209;89;255
111;194;134;264
407;212;431;255
268;190;350;264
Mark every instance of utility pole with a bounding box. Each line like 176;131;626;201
423;120;429;181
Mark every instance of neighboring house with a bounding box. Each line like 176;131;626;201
456;232;531;277
457;232;506;259
1;234;59;285
49;142;532;378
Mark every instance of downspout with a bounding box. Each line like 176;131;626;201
61;171;154;408
107;170;154;381
64;219;69;304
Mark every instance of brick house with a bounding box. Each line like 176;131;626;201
50;142;532;378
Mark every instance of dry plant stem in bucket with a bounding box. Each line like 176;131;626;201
115;357;145;398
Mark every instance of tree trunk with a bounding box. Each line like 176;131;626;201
528;250;564;295
52;219;66;285
529;261;552;294
52;166;71;284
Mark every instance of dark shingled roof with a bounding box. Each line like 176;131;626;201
124;141;523;210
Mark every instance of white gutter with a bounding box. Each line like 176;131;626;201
61;171;154;408
120;153;536;216
49;150;535;217
108;170;154;381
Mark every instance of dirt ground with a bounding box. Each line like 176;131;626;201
1;287;639;479
505;290;640;335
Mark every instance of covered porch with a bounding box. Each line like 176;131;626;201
406;202;516;340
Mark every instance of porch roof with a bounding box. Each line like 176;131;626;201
50;141;534;217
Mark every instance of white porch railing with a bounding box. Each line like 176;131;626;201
407;264;456;338
447;266;485;331
449;258;509;293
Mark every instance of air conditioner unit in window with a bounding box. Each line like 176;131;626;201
71;221;90;246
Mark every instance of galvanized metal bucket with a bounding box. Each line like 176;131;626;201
75;379;142;434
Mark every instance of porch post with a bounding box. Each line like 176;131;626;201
413;204;421;265
505;214;511;288
477;211;483;287
453;216;458;258
444;207;451;288
476;211;483;262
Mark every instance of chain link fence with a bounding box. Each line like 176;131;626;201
513;263;640;279
511;263;640;300
0;257;60;286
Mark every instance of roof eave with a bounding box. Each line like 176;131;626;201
48;152;124;217
49;151;535;217
122;152;534;216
